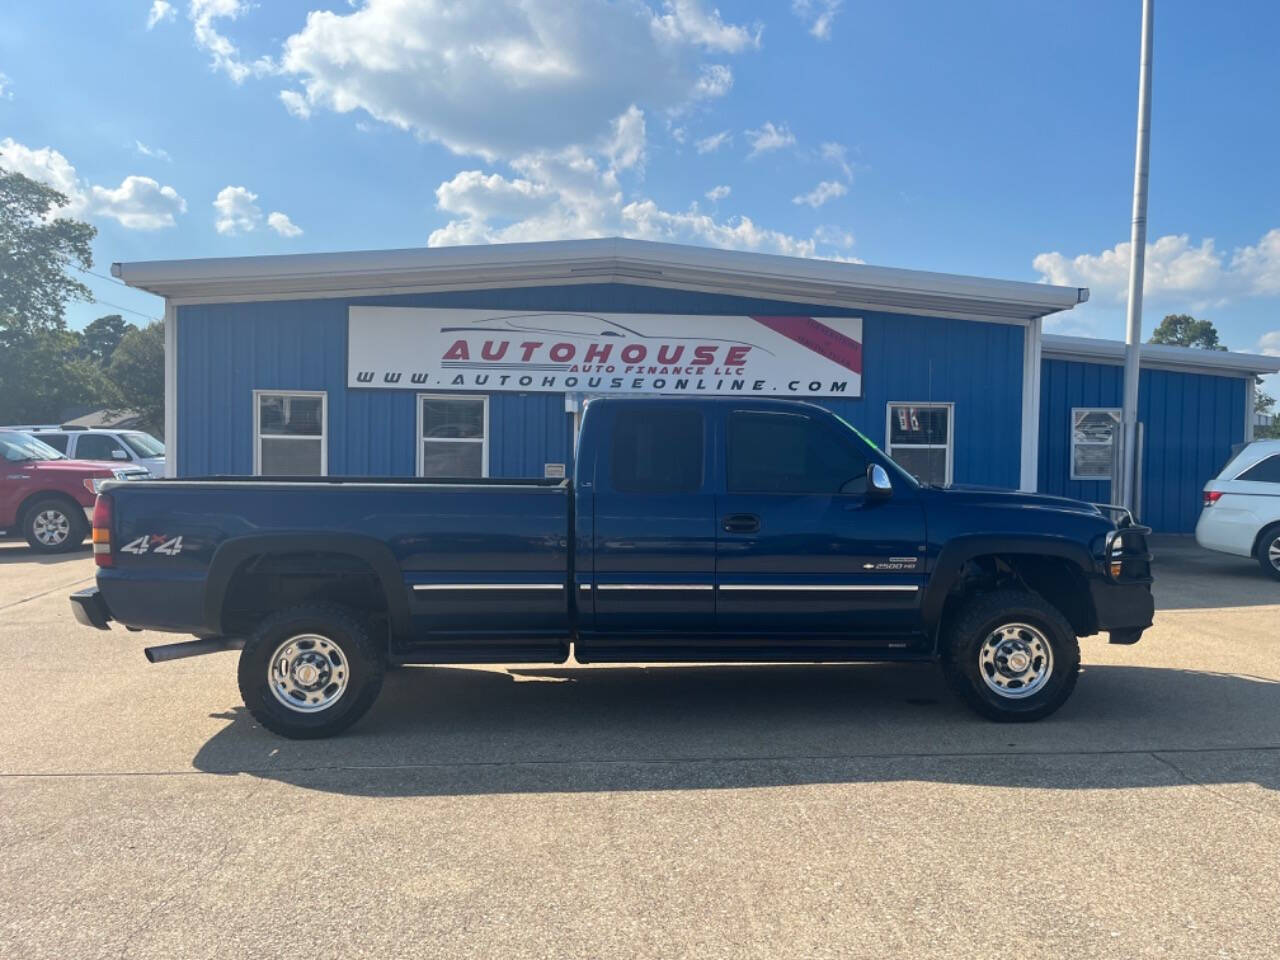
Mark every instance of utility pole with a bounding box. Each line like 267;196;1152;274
1120;0;1154;511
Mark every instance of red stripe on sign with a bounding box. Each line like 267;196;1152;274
752;316;863;373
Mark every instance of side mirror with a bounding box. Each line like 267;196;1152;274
111;449;129;460
866;463;893;500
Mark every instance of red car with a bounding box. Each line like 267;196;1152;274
0;430;149;554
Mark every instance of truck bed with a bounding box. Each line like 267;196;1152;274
97;476;573;660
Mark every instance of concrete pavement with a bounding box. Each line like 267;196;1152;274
2;536;1279;958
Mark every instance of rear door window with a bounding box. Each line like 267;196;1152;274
1238;454;1280;484
610;408;704;494
34;433;69;454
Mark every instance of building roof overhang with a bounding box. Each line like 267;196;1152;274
1043;333;1280;378
113;236;1088;322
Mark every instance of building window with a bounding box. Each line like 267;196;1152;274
255;391;327;476
1070;408;1120;481
418;394;488;477
886;403;953;485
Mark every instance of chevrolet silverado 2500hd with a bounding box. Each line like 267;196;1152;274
70;397;1154;738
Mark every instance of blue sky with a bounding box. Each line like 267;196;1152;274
2;0;1278;387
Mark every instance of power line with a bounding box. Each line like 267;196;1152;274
87;296;161;322
72;264;133;288
68;264;162;321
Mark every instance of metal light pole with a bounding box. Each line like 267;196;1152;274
1120;0;1154;511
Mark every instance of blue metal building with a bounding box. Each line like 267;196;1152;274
114;238;1279;533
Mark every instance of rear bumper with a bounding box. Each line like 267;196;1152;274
69;588;112;630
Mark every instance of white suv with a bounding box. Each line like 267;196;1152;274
23;427;166;478
1195;438;1280;580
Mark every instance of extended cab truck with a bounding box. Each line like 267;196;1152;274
69;398;1155;738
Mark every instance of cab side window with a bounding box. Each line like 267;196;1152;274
75;434;129;461
727;411;868;494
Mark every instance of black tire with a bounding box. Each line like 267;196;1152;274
237;603;385;739
1255;525;1280;582
941;589;1080;722
23;497;88;554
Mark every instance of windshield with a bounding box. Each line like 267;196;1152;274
121;432;165;458
0;431;67;462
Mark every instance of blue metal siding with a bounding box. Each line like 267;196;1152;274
177;283;1025;488
1037;358;1246;532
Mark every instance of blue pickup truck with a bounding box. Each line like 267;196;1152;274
70;397;1154;738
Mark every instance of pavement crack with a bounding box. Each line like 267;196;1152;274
5;744;1280;781
0;574;94;611
1149;751;1280;823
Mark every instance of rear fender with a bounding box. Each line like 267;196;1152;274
204;534;411;641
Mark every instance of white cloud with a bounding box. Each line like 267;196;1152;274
705;184;730;201
652;0;762;52
0;137;185;229
813;224;854;249
0;72;12;100
791;0;843;40
1033;230;1280;304
1258;331;1280;358
426;109;854;265
434;170;556;222
134;140;172;162
146;0;175;29
213;184;302;237
1230;228;1280;295
695;130;731;154
189;0;274;84
88;176;186;229
267;211;303;237
793;179;847;208
606;106;646;173
213;185;261;234
820;141;852;180
693;64;733;99
279;89;311;119
745;121;795;157
275;0;759;159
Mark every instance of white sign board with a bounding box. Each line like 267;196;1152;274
347;307;863;397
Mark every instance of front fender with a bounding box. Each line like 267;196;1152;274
921;534;1097;640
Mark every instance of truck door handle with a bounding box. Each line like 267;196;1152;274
722;513;761;533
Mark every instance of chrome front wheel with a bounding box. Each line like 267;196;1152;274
32;509;71;547
978;623;1054;699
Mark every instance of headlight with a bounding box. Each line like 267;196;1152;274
83;478;110;494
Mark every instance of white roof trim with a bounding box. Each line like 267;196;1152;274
112;237;1087;322
1043;333;1280;377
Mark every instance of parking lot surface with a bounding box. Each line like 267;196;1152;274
2;535;1279;959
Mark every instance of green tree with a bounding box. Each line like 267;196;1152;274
1257;389;1279;440
0;165;96;335
0;162;117;423
0;327;120;423
107;322;165;431
81;313;134;367
1148;313;1227;351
